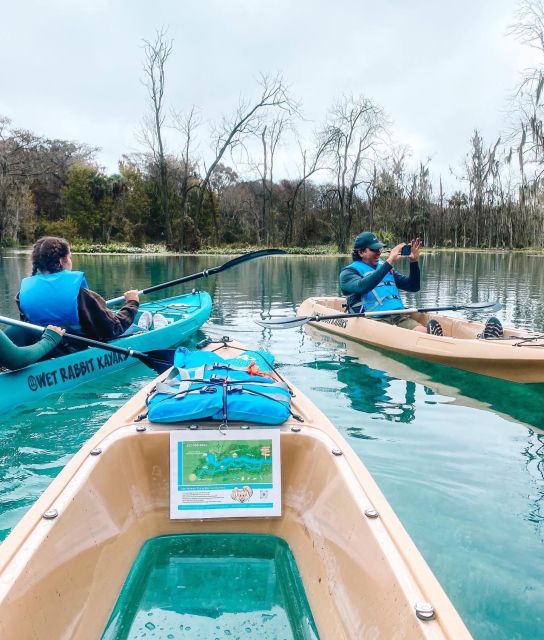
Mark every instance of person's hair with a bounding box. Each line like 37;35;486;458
351;249;362;261
31;236;71;275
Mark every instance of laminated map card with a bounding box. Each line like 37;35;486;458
170;429;281;519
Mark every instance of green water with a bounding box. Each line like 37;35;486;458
101;534;318;640
1;249;544;639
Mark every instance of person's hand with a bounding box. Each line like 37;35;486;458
386;243;408;265
124;290;140;303
409;238;423;261
46;325;65;336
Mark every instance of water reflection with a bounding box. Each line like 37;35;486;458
308;355;419;427
305;325;544;432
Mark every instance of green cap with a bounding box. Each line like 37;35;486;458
353;232;385;251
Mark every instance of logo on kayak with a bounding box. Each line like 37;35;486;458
26;351;130;392
321;317;348;329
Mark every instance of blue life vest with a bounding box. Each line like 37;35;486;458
19;270;88;331
147;348;294;425
342;259;404;313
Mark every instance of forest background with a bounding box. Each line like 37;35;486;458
2;1;544;254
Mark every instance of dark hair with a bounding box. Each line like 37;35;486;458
351;249;362;262
31;236;71;275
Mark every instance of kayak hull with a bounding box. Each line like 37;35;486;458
0;291;212;413
297;297;544;383
0;341;470;639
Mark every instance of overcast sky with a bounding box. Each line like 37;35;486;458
0;0;536;189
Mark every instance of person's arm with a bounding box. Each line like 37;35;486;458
77;289;139;341
0;328;62;370
340;261;392;296
394;261;421;292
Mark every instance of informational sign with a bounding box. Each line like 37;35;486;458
170;429;281;519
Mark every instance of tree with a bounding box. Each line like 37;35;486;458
197;73;297;225
322;95;387;252
61;163;102;239
282;133;334;244
171;106;201;249
141;29;174;246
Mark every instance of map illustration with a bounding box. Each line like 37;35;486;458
181;439;273;486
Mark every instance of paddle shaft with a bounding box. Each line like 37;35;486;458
106;249;285;306
321;303;496;320
106;270;216;306
0;314;147;359
256;300;501;329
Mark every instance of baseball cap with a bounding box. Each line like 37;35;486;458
353;232;385;251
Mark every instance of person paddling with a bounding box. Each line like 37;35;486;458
0;325;65;369
339;231;432;333
17;237;140;343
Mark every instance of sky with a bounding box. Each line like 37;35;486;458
0;0;538;191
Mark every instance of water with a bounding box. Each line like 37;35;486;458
101;534;318;640
1;249;544;639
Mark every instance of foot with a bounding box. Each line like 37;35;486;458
137;310;153;331
152;313;171;329
480;316;503;339
427;319;443;336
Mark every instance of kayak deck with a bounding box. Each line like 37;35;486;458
0;290;212;413
297;297;544;383
0;341;470;639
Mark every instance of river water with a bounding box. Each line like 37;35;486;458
1;249;544;640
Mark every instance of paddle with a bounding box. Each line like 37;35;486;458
106;248;286;306
255;301;502;330
0;315;175;374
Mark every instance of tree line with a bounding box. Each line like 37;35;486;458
1;2;544;253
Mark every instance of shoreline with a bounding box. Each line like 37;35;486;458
4;245;544;257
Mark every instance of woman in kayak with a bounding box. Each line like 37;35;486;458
339;231;431;332
0;325;65;369
17;236;140;342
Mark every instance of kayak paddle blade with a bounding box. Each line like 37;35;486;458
465;301;502;311
138;349;176;374
255;316;310;329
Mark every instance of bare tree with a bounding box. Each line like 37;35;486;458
283;132;335;244
465;130;500;246
257;115;288;244
141;29;174;246
196;73;297;225
171;105;201;248
323;94;387;251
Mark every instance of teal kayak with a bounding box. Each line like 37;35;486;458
0;290;212;413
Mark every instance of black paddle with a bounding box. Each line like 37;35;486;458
0;315;175;374
255;301;502;329
106;249;286;306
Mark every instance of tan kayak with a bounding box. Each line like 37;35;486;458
0;340;470;639
297;297;544;383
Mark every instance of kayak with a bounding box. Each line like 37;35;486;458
0;290;212;413
0;339;471;639
297;297;544;383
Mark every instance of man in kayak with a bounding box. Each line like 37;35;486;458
0;325;65;369
16;236;140;343
339;231;433;332
340;232;504;338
